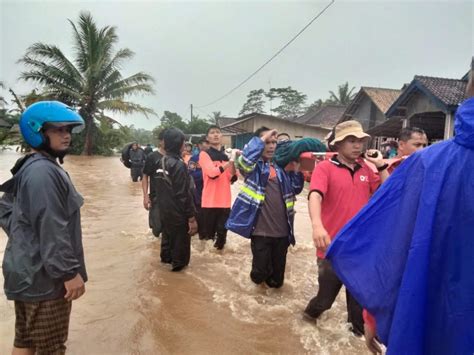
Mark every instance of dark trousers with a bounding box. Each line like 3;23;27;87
201;208;230;248
131;166;143;182
195;205;205;239
250;235;289;288
304;258;364;334
149;198;162;237
160;223;190;269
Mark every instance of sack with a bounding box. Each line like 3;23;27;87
120;143;134;168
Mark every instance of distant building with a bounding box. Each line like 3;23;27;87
293;104;346;131
368;76;467;141
220;112;328;149
339;87;402;130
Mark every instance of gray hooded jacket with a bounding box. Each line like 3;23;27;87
2;153;87;302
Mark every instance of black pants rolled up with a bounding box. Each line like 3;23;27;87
250;235;289;288
304;258;364;334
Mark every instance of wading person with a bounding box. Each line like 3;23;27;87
142;129;167;238
1;101;87;355
129;142;146;182
326;61;474;355
153;128;197;271
303;120;389;335
226;127;304;288
187;137;209;239
199;126;237;249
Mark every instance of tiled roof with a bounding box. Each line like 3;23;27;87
217;117;239;127
414;76;467;106
293;104;345;129
221;125;247;135
362;87;402;113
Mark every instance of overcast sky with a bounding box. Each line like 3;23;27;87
1;0;473;130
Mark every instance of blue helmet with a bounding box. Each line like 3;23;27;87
20;101;84;148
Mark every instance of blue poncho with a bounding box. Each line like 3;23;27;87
326;97;474;355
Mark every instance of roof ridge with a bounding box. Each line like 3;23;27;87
414;75;465;82
362;86;401;92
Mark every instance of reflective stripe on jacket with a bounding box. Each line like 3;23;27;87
225;137;304;245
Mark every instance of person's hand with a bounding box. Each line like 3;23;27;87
312;225;331;250
230;149;241;162
188;217;198;236
143;195;151;210
364;149;385;168
260;129;278;143
64;274;85;302
364;323;382;354
286;161;300;172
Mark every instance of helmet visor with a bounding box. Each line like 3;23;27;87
43;122;85;134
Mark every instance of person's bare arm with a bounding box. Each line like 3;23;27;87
309;192;331;249
142;174;150;210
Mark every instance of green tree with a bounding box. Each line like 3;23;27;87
0;81;6;106
304;98;324;114
209;111;223;125
18;11;156;155
239;89;266;116
159;111;187;131
187;115;210;134
327;82;356;105
268;86;307;119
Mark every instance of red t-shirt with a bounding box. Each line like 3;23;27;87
309;156;381;258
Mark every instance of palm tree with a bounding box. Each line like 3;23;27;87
209;111;223;125
18;12;156;154
328;82;356;105
0;81;6;106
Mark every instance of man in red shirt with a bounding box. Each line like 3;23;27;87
387;127;428;173
303;120;389;335
199;125;237;250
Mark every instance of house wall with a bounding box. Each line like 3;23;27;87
221;135;232;147
252;116;328;140
406;91;446;119
351;97;372;130
347;96;387;130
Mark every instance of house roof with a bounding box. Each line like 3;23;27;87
221;112;324;132
293;104;345;129
386;76;467;117
217;117;239;128
362;87;402;113
221;125;248;135
341;87;402;123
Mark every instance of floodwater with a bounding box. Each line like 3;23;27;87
0;149;370;354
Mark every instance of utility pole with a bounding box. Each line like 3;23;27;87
190;104;193;121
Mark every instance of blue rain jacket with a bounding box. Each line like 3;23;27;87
225;137;304;245
326;97;474;355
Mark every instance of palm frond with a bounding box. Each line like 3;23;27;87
97;99;156;118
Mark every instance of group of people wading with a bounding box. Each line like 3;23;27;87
1;60;473;354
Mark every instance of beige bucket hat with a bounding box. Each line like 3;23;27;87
330;120;370;145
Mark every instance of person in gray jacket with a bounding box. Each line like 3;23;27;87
129;142;146;182
0;101;87;355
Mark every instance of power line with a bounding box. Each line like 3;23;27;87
196;0;335;109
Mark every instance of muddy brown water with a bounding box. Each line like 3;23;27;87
0;150;370;354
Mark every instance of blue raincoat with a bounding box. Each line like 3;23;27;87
326;97;474;355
